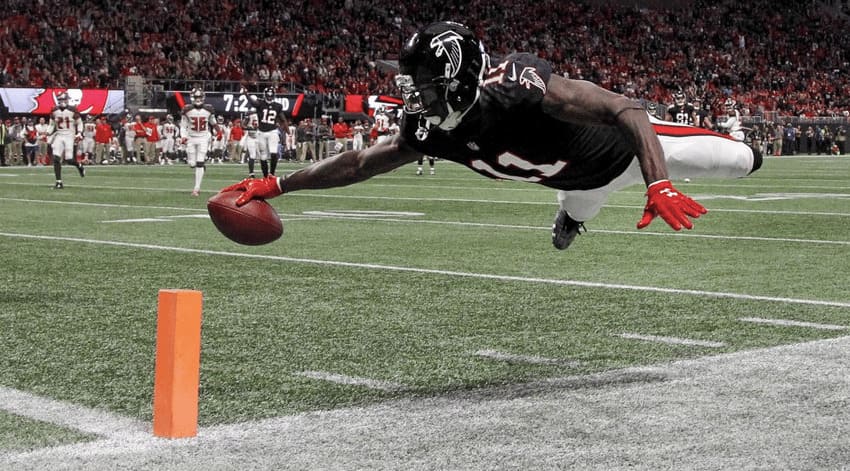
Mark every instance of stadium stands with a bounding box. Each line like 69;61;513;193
0;0;848;116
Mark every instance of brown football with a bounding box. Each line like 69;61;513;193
207;191;283;245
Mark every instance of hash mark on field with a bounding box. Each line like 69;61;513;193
473;349;580;367
295;371;407;392
617;333;726;348
739;317;849;331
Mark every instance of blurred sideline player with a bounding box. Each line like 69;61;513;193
160;115;179;164
221;21;762;250
80;115;96;163
416;156;435;175
718;98;745;141
180;88;217;196
665;90;695;126
241;87;285;176
242;112;261;177
373;107;391;144
49;92;85;189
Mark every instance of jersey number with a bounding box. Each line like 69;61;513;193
260;109;277;126
55;117;72;130
190;116;207;132
471;152;568;182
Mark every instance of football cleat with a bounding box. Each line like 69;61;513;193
552;209;585;250
54;181;64;189
78;165;85;177
191;189;200;197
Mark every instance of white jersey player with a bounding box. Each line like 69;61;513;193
180;88;217;196
80;116;97;161
241;112;260;177
123;115;136;162
159;115;179;164
48;92;85;189
719;98;745;142
285;123;296;160
374;108;391;144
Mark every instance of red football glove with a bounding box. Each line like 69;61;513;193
637;179;707;231
220;176;283;206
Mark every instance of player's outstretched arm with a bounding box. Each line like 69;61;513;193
221;135;422;206
541;75;706;230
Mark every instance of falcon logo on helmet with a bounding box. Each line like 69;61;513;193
430;31;465;78
396;21;488;137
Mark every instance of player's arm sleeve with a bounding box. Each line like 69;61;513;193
541;70;667;184
179;115;189;136
280;135;422;192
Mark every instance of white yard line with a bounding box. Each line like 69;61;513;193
0;386;149;440
739;317;849;330
4;197;849;245
294;371;407;392
2;232;849;309
2;335;849;469
3;195;850;217
617;333;727;348
473;349;580;367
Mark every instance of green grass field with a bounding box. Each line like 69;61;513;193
1;155;848;452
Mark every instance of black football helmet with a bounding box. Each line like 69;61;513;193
673;90;686;106
396;21;487;134
264;87;275;101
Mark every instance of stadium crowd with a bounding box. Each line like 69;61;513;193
0;0;849;117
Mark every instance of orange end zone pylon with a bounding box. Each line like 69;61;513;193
152;289;203;438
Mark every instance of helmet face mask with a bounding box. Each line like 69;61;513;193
397;21;486;132
57;92;69;109
191;88;205;107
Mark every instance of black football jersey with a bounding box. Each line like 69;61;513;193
667;104;695;126
250;99;284;132
400;53;636;191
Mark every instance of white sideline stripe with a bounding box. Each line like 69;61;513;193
0;334;848;463
2;232;850;309
295;371;407;392
617;333;727;348
0;197;203;212
4;197;850;244
0;386;148;439
473;349;580;367
4;195;850;218
739;317;849;331
285;214;850;247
